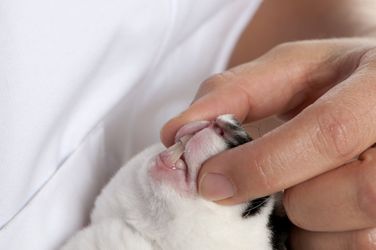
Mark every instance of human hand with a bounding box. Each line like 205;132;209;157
161;38;376;249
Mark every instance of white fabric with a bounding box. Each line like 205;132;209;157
0;0;261;249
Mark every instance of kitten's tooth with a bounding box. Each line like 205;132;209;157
162;141;184;166
178;135;192;147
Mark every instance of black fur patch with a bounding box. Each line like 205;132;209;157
226;133;252;148
218;115;290;249
242;196;270;218
268;205;292;250
218;117;271;219
225;121;242;131
218;117;271;218
217;115;252;148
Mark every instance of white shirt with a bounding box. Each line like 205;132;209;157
0;0;261;249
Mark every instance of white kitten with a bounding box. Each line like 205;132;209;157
61;115;288;250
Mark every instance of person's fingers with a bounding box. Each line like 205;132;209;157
162;82;251;145
198;54;376;204
242;118;284;139
289;226;376;250
161;40;371;146
283;147;376;232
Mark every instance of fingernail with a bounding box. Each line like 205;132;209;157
199;173;235;201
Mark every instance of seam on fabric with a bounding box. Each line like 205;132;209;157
0;0;178;231
0;0;259;231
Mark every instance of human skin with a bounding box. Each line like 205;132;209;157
161;1;376;249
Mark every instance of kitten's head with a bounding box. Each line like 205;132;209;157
94;115;274;250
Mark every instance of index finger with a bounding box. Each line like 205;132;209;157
160;40;370;147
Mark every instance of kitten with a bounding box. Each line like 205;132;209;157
61;115;289;250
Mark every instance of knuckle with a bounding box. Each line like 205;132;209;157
264;42;296;62
270;41;297;54
199;71;239;97
202;71;235;88
251;154;277;193
313;103;361;161
253;161;273;192
251;146;300;195
268;41;313;58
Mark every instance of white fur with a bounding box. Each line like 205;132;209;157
61;121;274;250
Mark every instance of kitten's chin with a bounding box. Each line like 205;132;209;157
149;122;228;195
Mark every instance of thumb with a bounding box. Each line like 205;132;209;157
198;63;376;204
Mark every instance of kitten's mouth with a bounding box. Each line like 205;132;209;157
155;121;220;192
156;134;192;173
153;115;250;193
